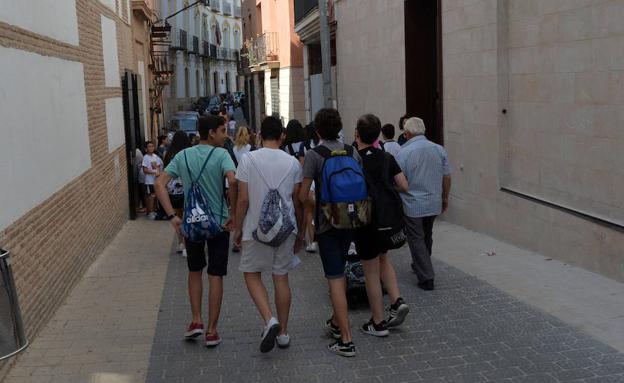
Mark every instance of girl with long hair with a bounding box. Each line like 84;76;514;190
164;131;192;257
233;125;252;164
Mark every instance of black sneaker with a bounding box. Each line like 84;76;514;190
325;318;341;339
387;297;410;328
328;339;356;357
360;319;389;337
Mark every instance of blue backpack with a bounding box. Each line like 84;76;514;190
314;145;371;229
181;148;224;242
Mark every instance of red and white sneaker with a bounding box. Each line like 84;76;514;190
184;322;204;339
205;332;222;347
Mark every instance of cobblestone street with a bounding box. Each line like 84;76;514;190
145;233;624;383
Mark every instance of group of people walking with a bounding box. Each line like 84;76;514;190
153;108;452;357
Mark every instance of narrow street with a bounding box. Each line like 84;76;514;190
4;220;624;383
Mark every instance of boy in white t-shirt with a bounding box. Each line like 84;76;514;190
234;116;304;353
142;141;163;219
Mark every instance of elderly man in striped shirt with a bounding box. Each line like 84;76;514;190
395;117;452;291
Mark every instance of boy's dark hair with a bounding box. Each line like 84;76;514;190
198;115;225;140
304;122;319;145
356;114;381;145
284;119;305;145
145;140;154;147
381;123;395;139
314;108;342;140
399;114;408;130
260;116;284;141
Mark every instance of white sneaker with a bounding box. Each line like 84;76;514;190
305;242;318;253
177;243;185;253
148;212;157;220
276;333;290;348
181;249;187;258
260;317;281;353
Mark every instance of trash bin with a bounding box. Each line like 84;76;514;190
0;249;28;361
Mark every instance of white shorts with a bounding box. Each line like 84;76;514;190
239;234;301;275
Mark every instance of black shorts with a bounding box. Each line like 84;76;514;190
185;231;230;276
145;184;155;195
170;194;184;209
354;225;389;261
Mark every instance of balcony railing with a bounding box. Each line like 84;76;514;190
234;5;241;17
170;28;187;50
223;1;232;15
243;32;279;67
217;47;229;60
210;0;221;13
189;35;199;54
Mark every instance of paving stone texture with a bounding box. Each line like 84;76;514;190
144;239;624;383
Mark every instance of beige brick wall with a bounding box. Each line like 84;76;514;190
0;0;132;375
335;0;406;141
331;0;623;282
442;0;624;281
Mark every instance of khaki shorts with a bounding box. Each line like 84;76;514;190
239;234;301;275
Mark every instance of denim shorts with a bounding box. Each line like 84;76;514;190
316;228;353;279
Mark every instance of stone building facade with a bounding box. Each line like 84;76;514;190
240;0;305;130
330;0;624;281
160;0;243;118
0;0;137;375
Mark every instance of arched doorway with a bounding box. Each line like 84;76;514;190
225;72;230;93
213;71;219;95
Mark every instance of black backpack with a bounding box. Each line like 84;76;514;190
364;152;406;250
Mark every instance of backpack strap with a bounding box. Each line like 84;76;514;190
248;153;294;191
343;144;354;157
184;147;215;183
312;145;332;159
287;143;295;156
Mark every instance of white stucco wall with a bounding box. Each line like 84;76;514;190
105;97;125;153
137;60;149;138
99;0;116;11
101;15;121;88
0;47;91;231
0;0;79;45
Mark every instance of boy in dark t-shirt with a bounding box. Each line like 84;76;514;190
353;114;410;337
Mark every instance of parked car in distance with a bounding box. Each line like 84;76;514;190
206;96;221;115
170;111;199;138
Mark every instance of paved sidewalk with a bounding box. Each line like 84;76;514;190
433;221;624;353
4;219;624;383
145;230;624;382
4;219;173;383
